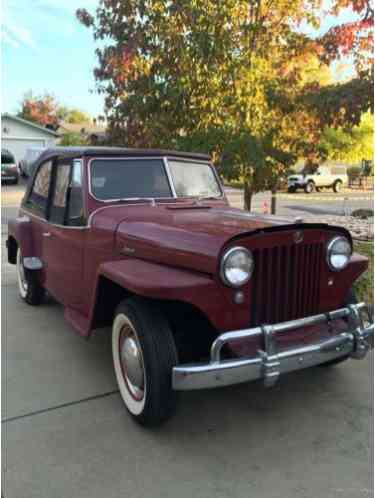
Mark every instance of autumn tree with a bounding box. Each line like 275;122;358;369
18;92;60;130
77;0;373;211
18;92;93;131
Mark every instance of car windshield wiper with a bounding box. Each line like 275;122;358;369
116;197;157;206
197;194;221;201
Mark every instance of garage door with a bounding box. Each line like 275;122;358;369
2;138;46;164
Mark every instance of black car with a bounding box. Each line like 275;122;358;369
1;149;19;185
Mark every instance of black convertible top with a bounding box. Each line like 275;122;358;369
37;146;210;163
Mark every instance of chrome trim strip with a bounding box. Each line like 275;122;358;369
20;209;88;230
23;256;43;270
163;157;177;198
172;303;373;391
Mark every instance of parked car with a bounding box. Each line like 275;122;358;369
1;149;19;185
19;146;46;178
288;165;348;193
7;147;373;426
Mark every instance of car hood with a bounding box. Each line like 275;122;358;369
92;203;297;275
288;174;304;181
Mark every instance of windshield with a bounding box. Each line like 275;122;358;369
90;159;173;200
90;157;221;201
168;160;221;198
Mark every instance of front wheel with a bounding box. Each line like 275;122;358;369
304;181;315;194
288;186;296;193
112;298;178;427
17;249;45;305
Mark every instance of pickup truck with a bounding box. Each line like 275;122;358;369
7;147;373;426
288;165;348;193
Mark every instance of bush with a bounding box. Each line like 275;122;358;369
353;242;373;304
351;208;374;219
59;132;88;146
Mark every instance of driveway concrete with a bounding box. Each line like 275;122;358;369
2;182;373;498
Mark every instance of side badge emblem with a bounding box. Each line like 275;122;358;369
294;231;304;244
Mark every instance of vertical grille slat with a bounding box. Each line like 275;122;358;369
250;241;323;327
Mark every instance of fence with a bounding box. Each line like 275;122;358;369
348;176;374;190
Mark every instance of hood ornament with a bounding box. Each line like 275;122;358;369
294;231;304;244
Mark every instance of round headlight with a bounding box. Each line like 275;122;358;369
327;236;352;271
220;247;254;287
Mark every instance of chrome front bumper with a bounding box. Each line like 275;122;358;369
172;303;373;391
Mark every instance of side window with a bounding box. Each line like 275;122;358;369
67;160;84;226
50;164;71;225
27;160;52;217
49;160;85;226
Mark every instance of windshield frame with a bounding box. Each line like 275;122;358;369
88;156;224;203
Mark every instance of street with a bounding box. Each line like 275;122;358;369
2;180;373;498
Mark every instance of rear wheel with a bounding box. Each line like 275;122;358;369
288;186;296;193
112;298;178;427
333;180;342;193
16;249;45;305
304;181;314;194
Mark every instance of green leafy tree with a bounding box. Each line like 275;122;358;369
77;0;373;211
57;106;92;124
319;112;373;164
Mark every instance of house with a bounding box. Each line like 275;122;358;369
1;113;60;163
58;121;107;145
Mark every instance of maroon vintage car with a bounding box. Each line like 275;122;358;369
7;147;374;426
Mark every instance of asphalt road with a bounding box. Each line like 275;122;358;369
2;180;373;498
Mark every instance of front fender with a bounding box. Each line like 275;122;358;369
97;259;236;331
7;215;34;260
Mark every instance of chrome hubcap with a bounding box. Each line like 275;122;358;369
120;325;145;401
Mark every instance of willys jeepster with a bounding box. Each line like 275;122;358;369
7;147;374;426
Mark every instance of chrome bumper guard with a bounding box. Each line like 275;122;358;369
172;303;373;391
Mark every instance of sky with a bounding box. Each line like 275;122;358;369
2;0;359;119
2;0;104;117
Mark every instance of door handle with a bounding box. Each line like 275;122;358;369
42;232;51;238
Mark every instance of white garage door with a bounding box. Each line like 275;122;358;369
2;138;46;164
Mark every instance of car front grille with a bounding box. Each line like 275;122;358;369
250;242;324;326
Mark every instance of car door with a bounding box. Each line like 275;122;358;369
21;158;54;272
316;167;327;187
42;158;86;309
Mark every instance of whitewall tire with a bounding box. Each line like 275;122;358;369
112;298;178;426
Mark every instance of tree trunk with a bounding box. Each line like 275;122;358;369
244;182;253;211
271;185;277;215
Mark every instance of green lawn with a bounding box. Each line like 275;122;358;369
353;241;373;304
